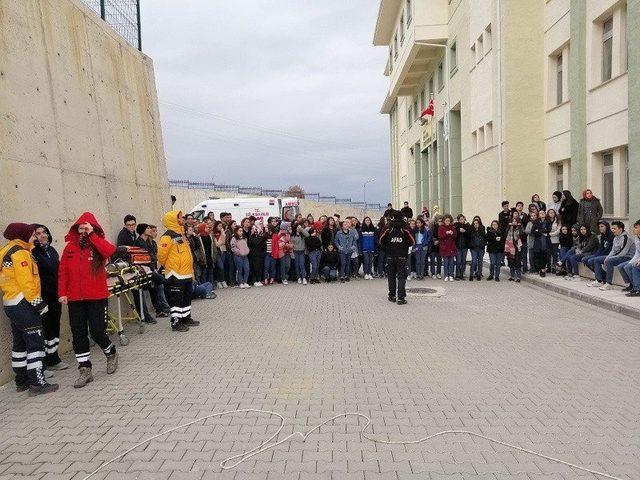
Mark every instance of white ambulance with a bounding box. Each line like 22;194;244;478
190;197;300;223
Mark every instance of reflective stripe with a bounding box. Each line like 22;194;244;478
3;293;25;306
171;311;191;319
170;306;191;313
164;270;192;280
44;338;60;346
11;351;27;358
11;361;27;368
26;360;43;370
103;344;114;353
27;351;45;360
45;345;59;354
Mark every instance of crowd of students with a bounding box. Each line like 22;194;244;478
1;187;638;396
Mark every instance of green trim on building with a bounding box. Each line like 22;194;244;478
569;0;587;193
628;0;640;222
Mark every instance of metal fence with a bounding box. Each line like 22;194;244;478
83;0;142;51
169;179;385;211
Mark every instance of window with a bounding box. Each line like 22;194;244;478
478;126;485;151
428;76;434;95
420;89;426;110
400;12;405;44
485;24;492;52
407;102;413;127
388;49;393;73
472;131;478;154
602;17;613;82
622;147;629;216
556;53;564;105
413;98;419;121
477;34;484;57
556;163;564;192
437;61;444;90
393;34;398;59
486;121;493;147
449;41;457;74
406;0;412;25
470;43;476;65
602;152;614;215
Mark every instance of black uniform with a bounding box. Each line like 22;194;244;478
379;218;415;302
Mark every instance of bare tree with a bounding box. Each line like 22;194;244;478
285;184;305;199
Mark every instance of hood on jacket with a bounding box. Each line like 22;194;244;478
162;210;184;234
3;223;37;243
388;218;408;229
34;224;53;245
65;212;106;242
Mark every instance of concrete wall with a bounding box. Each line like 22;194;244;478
170;188;386;222
0;0;170;385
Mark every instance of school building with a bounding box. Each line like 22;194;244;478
373;0;639;224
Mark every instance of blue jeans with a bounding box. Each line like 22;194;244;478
308;251;321;279
264;254;276;280
429;251;442;275
567;253;586;275
156;283;170;311
294;251;307;279
413;247;426;277
233;255;250;284
489;252;503;279
456;248;468;278
224;251;236;285
215;252;225;282
470;248;484;277
322;266;338;280
602;256;631;284
442;256;455;277
621;261;640;289
192;282;214;299
339;252;351;278
362;251;374;275
591;255;608;281
280;256;291;281
376;251;386;276
559;247;574;264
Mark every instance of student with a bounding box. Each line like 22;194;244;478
277;222;294;285
556;225;575;275
59;212;119;387
578;189;604;234
437;214;457;281
197;222;216;286
468;217;486;281
379;211;415;304
531;194;546;212
224;220;237;287
321;217;337;250
0;223;58;396
559;190;579;227
360;217;376;280
186;225;205;284
531;210;550;277
263;218;278;285
524;212;538;274
116;214;137;247
505;211;524;282
384;203;395;219
514;202;529;272
498;201;511;234
292;222;310;285
135;223;170;318
230;226;251;289
408;219;417;278
248;222;267;288
589;220;635;290
129;223;156;324
412;218;430;280
32;224;68;370
213;222;228;289
375;217;388;277
350;217;361;279
546;209;561;273
618;220;640;296
485;220;504;281
429;216;443;278
547;191;562;214
400;202;414;220
334;219;358;282
454;215;471;280
582;221;613;275
321;244;339;282
565;225;598;280
305;228;323;283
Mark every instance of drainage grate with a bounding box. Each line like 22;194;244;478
405;287;445;297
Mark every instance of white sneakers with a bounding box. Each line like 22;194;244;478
298;278;303;284
283;280;288;285
364;274;373;280
253;282;263;287
599;283;612;291
303;278;308;285
239;283;252;289
222;282;228;289
444;276;454;282
587;280;602;287
431;275;437;279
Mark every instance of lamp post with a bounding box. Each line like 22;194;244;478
363;178;375;216
415;41;452;214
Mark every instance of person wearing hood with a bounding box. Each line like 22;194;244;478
589;220;636;290
577;189;604;234
547;191;562;214
0;223;59;396
618;220;640;297
158;210;198;332
32;225;68;370
379;212;415;304
58;212;118;388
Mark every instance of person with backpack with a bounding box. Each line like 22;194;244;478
379;212;415;305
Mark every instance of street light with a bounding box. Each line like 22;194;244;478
363;178;375;215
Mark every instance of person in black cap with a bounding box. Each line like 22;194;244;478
379;211;415;305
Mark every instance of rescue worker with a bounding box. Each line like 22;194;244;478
158;210;199;332
379;211;415;305
58;212;118;388
0;223;58;395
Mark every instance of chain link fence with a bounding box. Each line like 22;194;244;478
83;0;141;51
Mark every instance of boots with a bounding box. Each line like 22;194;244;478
106;352;119;374
74;366;94;388
29;368;59;396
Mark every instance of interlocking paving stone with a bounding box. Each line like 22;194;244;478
0;278;638;479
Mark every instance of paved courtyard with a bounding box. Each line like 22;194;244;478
0;279;638;480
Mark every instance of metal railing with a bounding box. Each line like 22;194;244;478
83;0;142;51
169;179;385;211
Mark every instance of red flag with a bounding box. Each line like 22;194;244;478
421;99;434;119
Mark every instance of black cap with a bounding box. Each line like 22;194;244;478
136;223;149;235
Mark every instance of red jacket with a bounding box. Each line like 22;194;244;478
58;212;116;301
437;224;457;257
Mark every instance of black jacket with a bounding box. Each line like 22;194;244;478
400;207;414;219
248;233;267;257
117;228;136;247
559;231;573;248
498;210;511;234
469;225;486;250
379;219;415;258
559;200;578;227
484;227;505;254
321;226;336;250
454;222;472;249
321;250;339;269
305;236;322;252
32;226;59;302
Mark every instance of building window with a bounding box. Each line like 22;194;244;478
407;101;413;128
437;61;444;91
624;149;629;216
485;121;493;147
449;41;457;74
485;24;492;52
470;43;476;65
472;131;478;154
413;98;419;121
477;34;484;57
400;12;405;44
420;89;426;110
602;152;614;215
556;163;564;192
428;76;434;95
478;126;485;151
602;17;613;82
556;53;563;105
388;49;393;73
406;0;412;25
393;34;398;59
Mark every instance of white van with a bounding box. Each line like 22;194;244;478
190;197;300;223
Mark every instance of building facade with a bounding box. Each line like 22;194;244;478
374;0;638;224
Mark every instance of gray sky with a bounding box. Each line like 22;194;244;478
141;0;391;204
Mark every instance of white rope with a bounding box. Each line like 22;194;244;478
82;409;624;480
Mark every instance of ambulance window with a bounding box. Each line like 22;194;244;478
192;210;205;221
282;206;298;221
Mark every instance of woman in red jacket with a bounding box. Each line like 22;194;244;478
437;214;458;282
58;212;118;388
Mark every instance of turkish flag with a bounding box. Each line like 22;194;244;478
421;99;434;119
